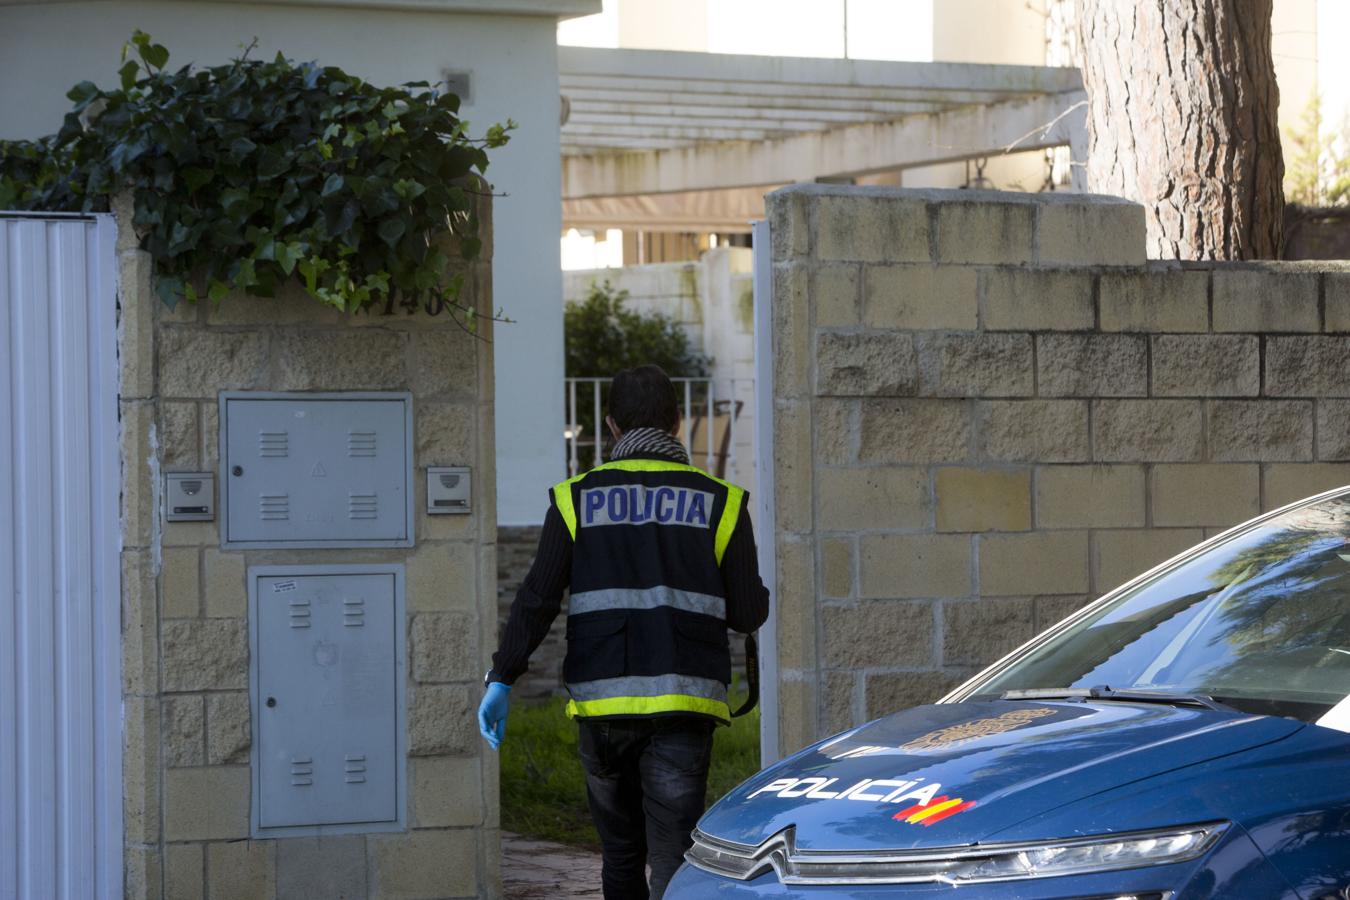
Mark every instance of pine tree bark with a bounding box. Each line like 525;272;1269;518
1077;0;1284;259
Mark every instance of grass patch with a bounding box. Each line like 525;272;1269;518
500;688;761;850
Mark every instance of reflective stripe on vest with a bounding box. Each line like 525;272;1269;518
569;586;726;618
552;459;745;565
564;674;730;723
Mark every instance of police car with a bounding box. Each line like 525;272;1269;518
668;487;1350;899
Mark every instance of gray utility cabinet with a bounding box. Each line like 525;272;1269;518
249;565;407;837
219;392;414;549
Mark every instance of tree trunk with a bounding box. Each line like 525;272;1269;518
1077;0;1284;259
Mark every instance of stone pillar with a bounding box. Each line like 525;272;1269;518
118;205;499;899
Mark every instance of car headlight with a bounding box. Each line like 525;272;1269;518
685;821;1227;885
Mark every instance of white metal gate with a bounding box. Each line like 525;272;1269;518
1;213;122;899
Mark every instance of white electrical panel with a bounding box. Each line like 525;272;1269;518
250;565;406;837
219;393;413;549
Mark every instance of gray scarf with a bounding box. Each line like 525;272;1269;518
609;427;691;465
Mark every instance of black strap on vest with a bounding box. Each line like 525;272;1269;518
731;632;759;718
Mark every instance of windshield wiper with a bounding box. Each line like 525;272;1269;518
1002;685;1235;712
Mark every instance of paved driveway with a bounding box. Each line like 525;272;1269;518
502;832;605;898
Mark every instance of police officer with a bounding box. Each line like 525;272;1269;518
479;364;770;900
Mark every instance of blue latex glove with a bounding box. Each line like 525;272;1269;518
478;682;511;751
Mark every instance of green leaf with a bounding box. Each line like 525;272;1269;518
276;240;304;275
154;273;184;309
142;42;170;70
66;81;100;104
321;173;344;197
207;278;229;305
119;60;140;91
376;217;405;247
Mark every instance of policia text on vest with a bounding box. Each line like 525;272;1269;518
482;439;770;900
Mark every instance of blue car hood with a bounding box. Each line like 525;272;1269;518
700;700;1302;851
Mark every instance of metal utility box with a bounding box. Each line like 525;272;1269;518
427;466;472;515
249;565;407;837
219;392;414;549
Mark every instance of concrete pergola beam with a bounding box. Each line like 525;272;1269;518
562;90;1088;199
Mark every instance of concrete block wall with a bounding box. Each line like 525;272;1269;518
118;207;498;898
766;183;1350;757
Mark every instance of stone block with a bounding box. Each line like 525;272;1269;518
207;840;276;900
415;401;475;466
1212;268;1320;332
824;670;858;735
122;549;159;696
164;767;250;841
776;399;815;532
813;399;855;466
775;538;816;669
124;847;163;900
865;671;962;718
411;329;477;399
817;467;928;531
203;549;246;618
162;618;247;692
1267;336;1350;397
407;541;476;611
411;756;484;827
1151;464;1260;527
915;332;1033;397
411;611;478;682
161;547;200;619
161;519;219;549
276;836;368;900
201;402;220;470
982;269;1093;331
1092;400;1203;462
863;265;978;330
1151;334;1260;396
935;467;1031;532
165;843;204;900
858;399;972;463
1099;269;1208;332
1262;464;1350;510
776;675;819;756
207;692;251;766
935;201;1034;265
772;262;811;400
821;538;854;599
1037;334;1147;397
860;533;972;598
979;531;1088;596
121;399;156;548
1033;594;1094;631
272;329;407;391
768;190;810;260
1036;465;1146;528
816;193;931;263
164;694;205;767
158;329;268;397
370;829;478;899
815;332;917;397
1318;400;1350;460
1038;200;1146;266
408;683;476;755
161;401;199;469
824;600;935;669
118;250;156;399
814;263;861;327
1328;273;1350;332
1092;528;1204;593
942;597;1035;667
978;400;1089;462
1208;400;1313;462
123;695;160;844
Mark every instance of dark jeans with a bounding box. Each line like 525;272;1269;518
577;717;715;900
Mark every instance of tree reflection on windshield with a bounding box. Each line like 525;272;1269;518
972;494;1350;722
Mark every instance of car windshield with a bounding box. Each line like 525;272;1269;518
968;491;1350;723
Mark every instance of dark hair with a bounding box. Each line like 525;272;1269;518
609;365;679;433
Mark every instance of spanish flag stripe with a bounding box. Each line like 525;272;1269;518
919;800;976;826
906;797;966;823
891;796;948;821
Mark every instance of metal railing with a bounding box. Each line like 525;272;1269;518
565;376;752;477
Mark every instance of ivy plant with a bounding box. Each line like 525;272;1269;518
0;32;513;320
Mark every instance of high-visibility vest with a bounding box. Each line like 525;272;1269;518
552;458;747;724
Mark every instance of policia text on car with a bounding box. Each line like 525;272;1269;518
479;365;770;900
